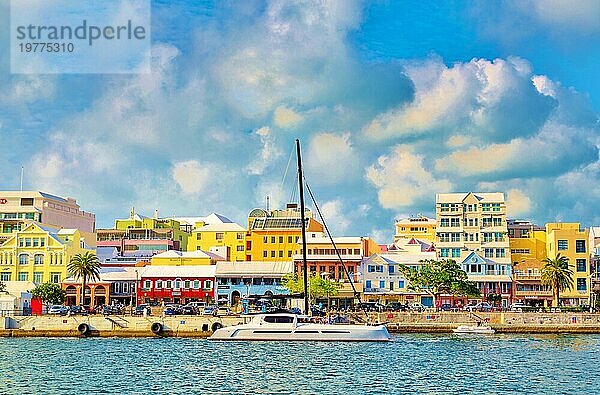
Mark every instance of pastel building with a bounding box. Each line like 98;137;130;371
508;220;552;306
149;250;223;266
63;266;140;306
187;222;247;262
0;222;91;285
394;215;436;243
546;222;590;306
215;261;293;306
435;192;512;306
0;191;95;244
138;265;216;305
245;204;324;262
362;237;436;306
97;209;190;254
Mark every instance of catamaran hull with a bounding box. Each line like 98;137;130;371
210;324;391;342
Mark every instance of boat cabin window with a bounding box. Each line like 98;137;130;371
263;316;295;323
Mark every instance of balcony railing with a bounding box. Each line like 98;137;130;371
514;290;552;296
513;273;541;280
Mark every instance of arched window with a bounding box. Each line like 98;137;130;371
34;254;44;265
19;254;29;265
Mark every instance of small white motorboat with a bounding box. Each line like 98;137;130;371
210;313;391;342
453;324;496;334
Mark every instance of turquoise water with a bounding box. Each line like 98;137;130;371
1;334;598;394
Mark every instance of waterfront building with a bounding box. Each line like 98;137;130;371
546;222;590;306
97;209;190;254
245;204;324;262
150;250;223;266
63;266;140;306
362;237;436;306
0;222;91;285
435;192;512;306
137;265;216;305
394;215;436;243
293;234;379;307
166;213;235;233
215;261;293;306
187;222;247;261
590;227;600;306
508;220;552;306
0;191;95;244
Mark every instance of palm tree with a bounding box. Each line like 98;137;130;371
541;253;574;307
68;251;101;306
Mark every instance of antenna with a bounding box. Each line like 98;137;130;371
266;195;270;211
20;165;24;191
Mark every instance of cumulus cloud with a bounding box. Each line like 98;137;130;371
171;160;212;195
365;146;453;209
246;126;283;175
506;189;533;217
321;199;351;234
364;57;555;143
305;132;358;184
273;106;302;128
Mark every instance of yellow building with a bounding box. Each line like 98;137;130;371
149;250;221;266
394;215;436;243
187;222;247;262
508;220;551;306
245;204;324;262
546;222;590;306
0;222;91;284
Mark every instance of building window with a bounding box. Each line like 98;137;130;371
25;238;31;247
439;248;449;258
174;280;181;289
215;233;224;240
237;245;244;251
204;280;213;290
166;280;172;288
278;250;283;258
450;218;460;227
367;265;375;273
451;248;461;258
263;251;267;258
33;238;39;247
19;238;24;247
288;236;293;243
270;251;275;258
271;236;276;243
19;254;29;265
389;265;395;274
1;273;11;281
451;233;460;242
263;236;268;243
279;236;284;243
440;218;449;227
34;254;44;265
492;203;501;212
557;240;568;250
196;233;201;240
144;280;152;289
379;280;385;289
440;203;450;212
156;280;163;289
193;280;200;289
577;278;587;291
237;233;243;240
576;259;587;272
481;203;490;211
484;248;494;258
399;280;404;288
18;272;28;281
288;250;292;257
184;280;191;289
365;280;372;289
575;240;586;253
50;273;60;283
33;272;43;284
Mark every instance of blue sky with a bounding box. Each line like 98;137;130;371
0;0;599;242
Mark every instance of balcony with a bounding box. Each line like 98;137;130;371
513;273;541;280
514;290;553;297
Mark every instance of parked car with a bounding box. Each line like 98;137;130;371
464;302;493;312
103;305;122;315
163;307;179;316
409;303;427;312
288;307;302;314
356;302;385;312
134;304;151;316
69;305;88;316
385;302;407;312
180;306;197;315
510;302;527;312
184;302;206;310
440;303;459;312
203;305;218;315
48;305;69;315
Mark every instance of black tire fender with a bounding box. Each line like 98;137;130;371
211;322;223;332
77;323;90;336
151;322;163;335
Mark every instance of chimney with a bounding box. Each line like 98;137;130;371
154;209;159;220
129;207;135;220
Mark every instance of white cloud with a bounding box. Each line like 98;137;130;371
171;160;211;195
273;106;302;128
246;126;283;175
306;132;358;184
506;189;533;217
365;145;452;209
321;199;351;234
528;0;600;33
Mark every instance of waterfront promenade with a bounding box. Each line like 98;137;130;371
3;312;600;337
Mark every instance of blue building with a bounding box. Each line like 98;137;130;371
215;261;293;306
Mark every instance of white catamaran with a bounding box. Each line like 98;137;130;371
210;139;391;342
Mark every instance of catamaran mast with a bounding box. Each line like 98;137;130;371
296;139;310;315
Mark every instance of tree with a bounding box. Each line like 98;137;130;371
541;253;574;307
67;251;101;305
282;273;340;304
32;283;65;306
0;280;6;293
399;259;481;308
486;293;503;306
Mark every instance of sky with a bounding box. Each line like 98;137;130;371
0;0;599;242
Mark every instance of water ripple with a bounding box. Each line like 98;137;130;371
0;334;599;395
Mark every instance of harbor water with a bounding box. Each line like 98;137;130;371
1;334;599;394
